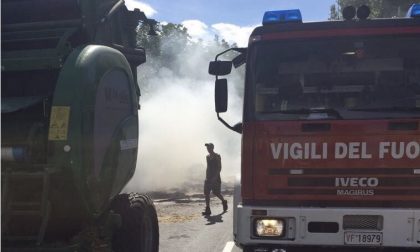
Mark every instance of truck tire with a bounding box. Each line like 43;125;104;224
111;193;159;252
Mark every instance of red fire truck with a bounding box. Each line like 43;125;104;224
209;5;420;251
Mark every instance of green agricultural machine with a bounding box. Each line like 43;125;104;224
1;0;159;251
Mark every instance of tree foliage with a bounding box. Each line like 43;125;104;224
330;0;416;19
135;21;238;92
136;22;190;65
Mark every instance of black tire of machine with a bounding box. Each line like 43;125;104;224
111;193;159;252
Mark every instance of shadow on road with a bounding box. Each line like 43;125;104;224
150;188;234;203
204;211;227;225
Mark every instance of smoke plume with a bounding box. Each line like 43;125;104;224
124;31;244;193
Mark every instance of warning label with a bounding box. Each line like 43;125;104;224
48;106;70;141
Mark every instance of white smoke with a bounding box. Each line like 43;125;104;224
124;35;244;193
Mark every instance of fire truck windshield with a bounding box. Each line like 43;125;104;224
252;35;420;120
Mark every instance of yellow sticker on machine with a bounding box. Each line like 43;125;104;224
48;106;70;141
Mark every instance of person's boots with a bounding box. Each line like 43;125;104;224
222;200;228;212
202;206;211;215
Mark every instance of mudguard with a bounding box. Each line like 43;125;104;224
49;45;139;217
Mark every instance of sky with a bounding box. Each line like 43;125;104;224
125;0;336;46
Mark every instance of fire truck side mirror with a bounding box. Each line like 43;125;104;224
232;122;243;133
232;53;246;68
215;79;228;113
209;61;232;76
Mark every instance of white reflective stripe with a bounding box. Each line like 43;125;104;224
222;241;235;252
290;169;304;175
413;169;420;175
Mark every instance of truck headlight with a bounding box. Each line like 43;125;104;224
255;218;284;237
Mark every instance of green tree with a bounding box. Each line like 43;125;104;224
329;0;416;19
136;23;161;57
136;22;190;59
135;20;244;93
329;4;340;20
135;22;191;90
158;23;190;69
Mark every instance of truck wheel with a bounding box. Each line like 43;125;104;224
111;193;159;252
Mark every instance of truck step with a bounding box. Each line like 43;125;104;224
2;169;51;245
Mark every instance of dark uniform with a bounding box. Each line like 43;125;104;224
204;153;222;195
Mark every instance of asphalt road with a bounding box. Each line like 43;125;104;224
155;194;241;252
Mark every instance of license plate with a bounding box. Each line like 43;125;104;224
344;232;382;246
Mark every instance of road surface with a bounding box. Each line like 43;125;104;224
155;192;241;252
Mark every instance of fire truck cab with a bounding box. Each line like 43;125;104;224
209;5;420;252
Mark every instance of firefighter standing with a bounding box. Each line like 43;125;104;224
202;143;228;216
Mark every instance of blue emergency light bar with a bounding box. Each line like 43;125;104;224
262;9;302;25
407;3;420;17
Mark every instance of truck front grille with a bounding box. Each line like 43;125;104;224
343;215;383;230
